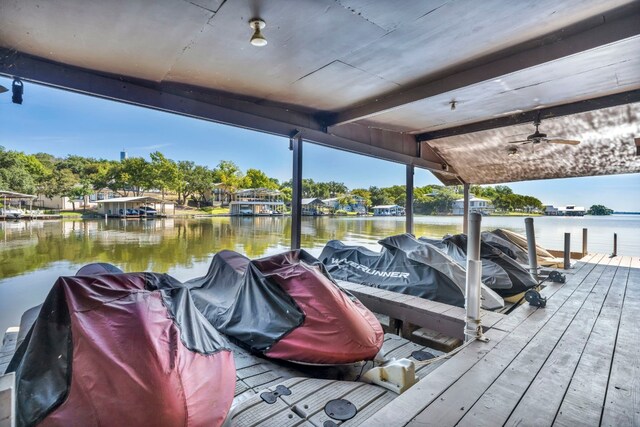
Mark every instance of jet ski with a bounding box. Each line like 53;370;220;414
7;264;235;427
186;249;384;365
440;234;538;298
319;234;504;310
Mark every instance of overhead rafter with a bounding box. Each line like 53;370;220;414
0;49;456;176
417;89;640;141
325;2;640;127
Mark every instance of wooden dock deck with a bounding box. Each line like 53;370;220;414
2;252;637;426
367;253;639;426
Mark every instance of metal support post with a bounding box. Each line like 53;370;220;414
405;164;414;234
524;217;538;280
463;183;470;235
465;213;486;342
612;233;617;257
582;228;588;256
290;133;303;250
564;233;571;269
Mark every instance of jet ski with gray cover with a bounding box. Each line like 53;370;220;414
441;234;538;298
319;234;504;310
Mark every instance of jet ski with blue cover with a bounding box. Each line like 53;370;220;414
319;234;504;310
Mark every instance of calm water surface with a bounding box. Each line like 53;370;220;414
1;215;638;333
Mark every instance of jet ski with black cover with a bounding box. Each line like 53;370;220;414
418;236;514;292
186;249;384;365
319;234;504;310
481;231;530;264
6;265;235;427
441;234;538;298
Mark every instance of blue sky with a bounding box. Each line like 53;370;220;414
1;76;639;211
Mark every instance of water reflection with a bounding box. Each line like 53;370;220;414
1;215;638;334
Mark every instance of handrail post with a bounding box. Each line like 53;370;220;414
524;217;538;280
582;228;588;257
612;233;617;257
465;213;486;342
462;183;470;235
564;233;571;269
290;133;302;250
405;164;414;234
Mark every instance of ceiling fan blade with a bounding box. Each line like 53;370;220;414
548;139;581;145
507;140;530;144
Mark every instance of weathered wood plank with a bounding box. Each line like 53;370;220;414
553;256;631;427
365;327;508;427
0;329;18;375
338;280;506;340
409;255;614;426
491;253;603;333
601;255;640;427
503;256;623;426
0;372;15;427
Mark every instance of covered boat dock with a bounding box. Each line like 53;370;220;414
1;1;639;425
96;196;173;218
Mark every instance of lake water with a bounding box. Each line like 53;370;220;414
1;215;638;334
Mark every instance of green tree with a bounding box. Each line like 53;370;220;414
149;151;179;200
121;157;152;196
191;165;216;203
280;187;292;204
42;169;78;199
243;168;279;190
68;179;93;211
213;161;243;206
175;161;195;205
350;188;372;210
0;147;39;194
587;204;613;215
369;186;393;206
326;181;348;197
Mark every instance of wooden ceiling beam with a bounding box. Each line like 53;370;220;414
417;89;640;141
325;3;640;127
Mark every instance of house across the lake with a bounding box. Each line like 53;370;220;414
543;204;586;216
372;205;405;216
35;188;115;211
322;195;367;214
229;188;285;216
452;196;494;215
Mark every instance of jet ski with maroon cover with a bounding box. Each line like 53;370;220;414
318;234;504;310
6;264;235;427
186;249;384;365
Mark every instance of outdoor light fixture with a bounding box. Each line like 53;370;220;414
12;78;23;104
249;19;267;47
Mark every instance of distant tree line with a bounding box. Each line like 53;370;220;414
0;146;279;206
1;146;543;213
587;204;613;215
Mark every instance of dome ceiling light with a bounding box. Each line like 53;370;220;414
249;19;267;47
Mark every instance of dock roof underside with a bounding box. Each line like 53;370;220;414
1;0;639;184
